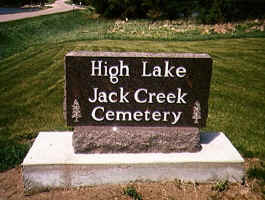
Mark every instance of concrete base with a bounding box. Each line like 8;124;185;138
22;132;244;194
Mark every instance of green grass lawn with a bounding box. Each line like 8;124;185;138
1;10;264;59
0;10;264;171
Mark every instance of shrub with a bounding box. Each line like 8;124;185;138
196;0;231;24
196;0;265;24
88;0;265;22
142;0;194;19
90;0;144;18
89;0;195;19
164;0;194;19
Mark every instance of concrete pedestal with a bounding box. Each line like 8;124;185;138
22;132;244;194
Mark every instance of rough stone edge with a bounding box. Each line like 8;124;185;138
65;51;211;58
72;126;201;154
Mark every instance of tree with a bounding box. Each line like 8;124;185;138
192;100;201;125
40;0;45;7
72;99;82;122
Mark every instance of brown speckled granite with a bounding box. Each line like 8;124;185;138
73;126;201;153
65;52;212;153
65;52;212;127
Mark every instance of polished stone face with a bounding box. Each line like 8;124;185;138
65;52;212;128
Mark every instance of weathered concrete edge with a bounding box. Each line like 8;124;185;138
65;51;211;58
22;162;244;195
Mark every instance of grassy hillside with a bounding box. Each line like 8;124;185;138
1;38;264;155
1;10;264;59
0;10;264;171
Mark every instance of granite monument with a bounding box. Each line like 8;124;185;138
64;52;212;153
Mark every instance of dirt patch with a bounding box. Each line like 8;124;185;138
0;158;264;200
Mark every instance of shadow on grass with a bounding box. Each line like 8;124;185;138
236;144;255;158
0;128;29;172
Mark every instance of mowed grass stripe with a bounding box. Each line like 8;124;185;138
0;39;264;158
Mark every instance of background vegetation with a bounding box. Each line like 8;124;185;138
84;0;265;23
1;10;264;59
1;0;265;23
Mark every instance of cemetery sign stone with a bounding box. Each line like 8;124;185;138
64;52;212;153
